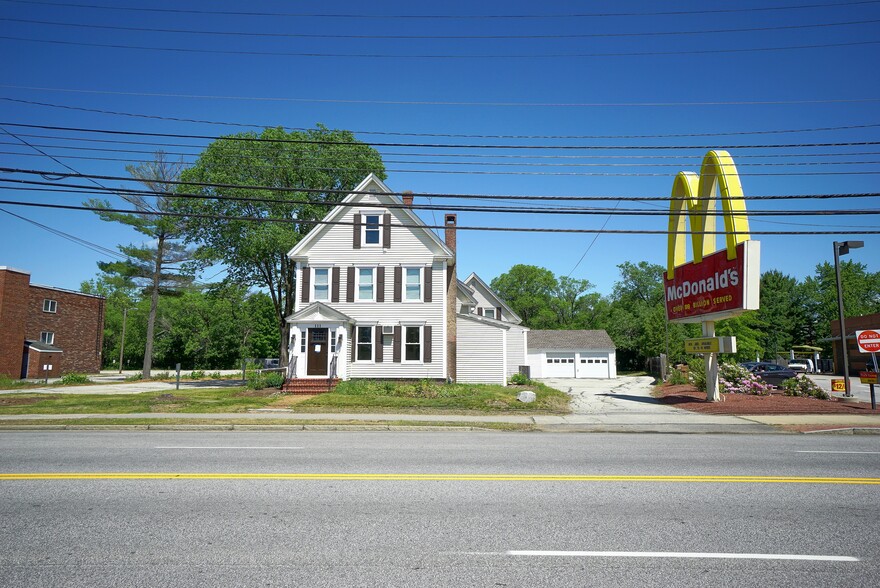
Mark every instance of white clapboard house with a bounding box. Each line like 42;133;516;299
283;174;529;392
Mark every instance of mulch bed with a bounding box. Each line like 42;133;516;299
655;384;880;415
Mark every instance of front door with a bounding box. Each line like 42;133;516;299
307;328;329;376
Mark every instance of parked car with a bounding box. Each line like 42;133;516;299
786;358;810;373
741;362;798;388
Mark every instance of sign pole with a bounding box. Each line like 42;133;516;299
703;320;720;402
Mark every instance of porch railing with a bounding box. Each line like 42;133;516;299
287;356;297;379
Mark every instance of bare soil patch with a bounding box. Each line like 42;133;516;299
0;395;60;406
656;384;880;415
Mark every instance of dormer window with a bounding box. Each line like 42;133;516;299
364;215;381;245
484;308;496;319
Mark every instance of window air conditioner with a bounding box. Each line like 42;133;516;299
382;325;394;335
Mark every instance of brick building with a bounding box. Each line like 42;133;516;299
830;312;880;376
0;267;105;379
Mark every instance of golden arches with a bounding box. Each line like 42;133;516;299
667;150;751;278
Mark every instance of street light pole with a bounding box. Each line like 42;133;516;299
833;240;864;397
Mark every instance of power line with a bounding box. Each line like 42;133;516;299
4;34;878;59
3;177;879;218
3;121;880;151
5;16;879;40
5;151;880;176
4;84;879;108
2;198;879;235
5;0;877;19
0;167;880;202
5;165;880;202
5;140;880;169
6;96;880;139
0;206;126;260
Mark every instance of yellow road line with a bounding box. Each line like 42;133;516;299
1;473;879;484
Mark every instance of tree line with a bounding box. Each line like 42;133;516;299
490;261;880;371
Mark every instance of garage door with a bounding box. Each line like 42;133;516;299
577;354;610;378
544;353;576;377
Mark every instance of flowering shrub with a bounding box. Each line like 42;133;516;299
782;376;830;399
719;363;772;395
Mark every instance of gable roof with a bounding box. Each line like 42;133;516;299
287;174;454;260
527;330;616;351
285;302;354;324
456;279;477;305
463;272;522;324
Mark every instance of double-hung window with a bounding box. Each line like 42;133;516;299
313;268;329;301
357;268;374;301
40;331;54;345
43;299;57;313
363;214;381;245
404;326;421;362
357;326;373;361
405;268;421;301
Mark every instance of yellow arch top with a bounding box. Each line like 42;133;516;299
667;150;751;278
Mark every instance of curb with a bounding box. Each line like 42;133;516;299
802;427;880;435
0;424;495;432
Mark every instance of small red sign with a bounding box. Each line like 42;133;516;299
664;243;746;322
856;330;880;353
831;379;846;392
859;371;878;385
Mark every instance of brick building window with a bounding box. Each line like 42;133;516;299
43;299;57;313
40;331;54;345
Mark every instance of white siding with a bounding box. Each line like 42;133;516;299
457;316;507;385
291;193;449;380
467;279;507;321
505;325;527;378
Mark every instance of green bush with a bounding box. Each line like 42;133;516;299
509;372;531;385
210;371;222;379
666;368;689;386
688;357;706;392
152;372;170;380
246;370;284;390
59;373;91;385
263;371;285;388
124;372;143;382
782;376;830;400
189;370;206;380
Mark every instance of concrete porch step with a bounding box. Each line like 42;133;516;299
281;378;340;395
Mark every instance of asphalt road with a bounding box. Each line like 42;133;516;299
1;431;879;587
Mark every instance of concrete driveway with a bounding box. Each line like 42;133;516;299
534;376;772;432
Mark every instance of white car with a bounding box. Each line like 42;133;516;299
787;359;810;373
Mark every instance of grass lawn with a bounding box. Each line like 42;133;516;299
0;387;278;415
0;380;570;416
293;380;570;414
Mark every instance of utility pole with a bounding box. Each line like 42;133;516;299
118;307;127;374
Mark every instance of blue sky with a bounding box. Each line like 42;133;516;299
0;0;878;296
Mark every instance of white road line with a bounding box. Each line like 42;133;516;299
795;451;880;454
505;551;859;562
154;447;304;450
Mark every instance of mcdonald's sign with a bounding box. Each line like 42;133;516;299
663;150;761;323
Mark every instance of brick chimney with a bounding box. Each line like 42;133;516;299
444;214;457;381
402;190;414;207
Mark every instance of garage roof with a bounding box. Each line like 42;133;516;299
528;330;615;351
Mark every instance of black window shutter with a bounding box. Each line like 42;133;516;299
393;326;401;363
376;267;385;303
393;266;402;302
497;306;503;319
353;214;362;248
477;307;483;316
375;328;383;363
346;267;355;302
423;325;432;363
383;213;391;248
331;267;340;303
424;266;432;303
301;267;310;304
351;326;356;363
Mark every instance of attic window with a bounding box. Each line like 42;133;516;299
483;308;496;319
364;215;380;245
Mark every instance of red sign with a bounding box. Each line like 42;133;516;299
664;241;759;323
859;371;878;384
856;330;880;353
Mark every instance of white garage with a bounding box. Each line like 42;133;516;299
527;330;617;379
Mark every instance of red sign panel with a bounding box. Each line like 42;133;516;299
857;330;880;353
664;242;757;323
